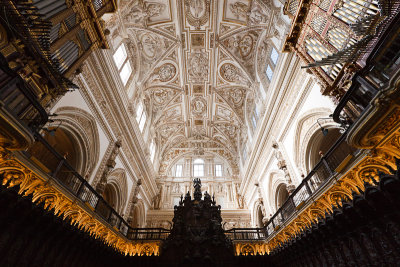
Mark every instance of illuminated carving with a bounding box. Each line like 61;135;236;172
0;147;160;256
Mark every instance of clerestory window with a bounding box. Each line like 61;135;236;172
113;44;132;86
136;102;146;132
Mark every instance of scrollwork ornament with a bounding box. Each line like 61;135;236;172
184;0;210;29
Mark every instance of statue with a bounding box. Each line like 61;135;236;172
272;141;296;193
152;184;162;210
193;178;202;200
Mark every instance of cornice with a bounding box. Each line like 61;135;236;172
81;51;158;205
240;53;304;196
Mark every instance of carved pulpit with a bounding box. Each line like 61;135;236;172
160;178;234;265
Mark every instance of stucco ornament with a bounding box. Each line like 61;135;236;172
191;97;207;116
188;52;209;82
125;2;166;24
184;0;210;29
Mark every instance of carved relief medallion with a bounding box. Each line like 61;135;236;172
220;63;244;83
158;63;176;82
184;0;210;29
124;2;166;24
141;33;159;59
191;97;207;116
188;52;209;82
148;63;177;83
229;88;245;105
152;88;177;106
239;34;254;58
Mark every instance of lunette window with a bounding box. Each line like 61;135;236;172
193;159;204;177
215;164;222;177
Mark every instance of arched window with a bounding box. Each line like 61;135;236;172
242;145;247;163
193;158;204;177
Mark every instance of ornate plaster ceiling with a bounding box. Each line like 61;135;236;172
108;0;284;176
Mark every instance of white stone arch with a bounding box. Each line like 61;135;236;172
265;170;287;214
274;183;290;211
105;168;128;214
51;106;100;177
131;199;146;228
293;108;335;174
165;151;233;178
252;199;266;227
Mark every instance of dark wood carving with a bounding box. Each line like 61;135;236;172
160;178;234;266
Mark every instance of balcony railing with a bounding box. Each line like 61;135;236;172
22;133;172;240
0;65;48;131
265;133;357;238
24;133;132;235
224;228;266;241
333;12;400;127
127;228;170;241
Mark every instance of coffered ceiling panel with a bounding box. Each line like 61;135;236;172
113;0;280;176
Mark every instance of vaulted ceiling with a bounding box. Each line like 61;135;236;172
107;0;285;177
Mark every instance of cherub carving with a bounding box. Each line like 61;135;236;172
125;2;166;24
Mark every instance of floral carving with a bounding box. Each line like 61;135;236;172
124;2;166;25
184;0;210;29
151;88;177;106
191;97;207;116
150;63;176;83
188;52;209;82
220;63;246;84
230;2;249;21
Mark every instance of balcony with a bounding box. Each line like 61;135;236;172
22;133;137;237
265;133;358;239
0;62;48;150
224;228;266;241
333;12;400;140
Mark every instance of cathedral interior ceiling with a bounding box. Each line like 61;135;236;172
107;0;278;176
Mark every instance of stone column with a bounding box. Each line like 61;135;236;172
255;183;268;225
272;141;296;193
227;184;233;202
96;139;121;194
126;179;142;225
184;157;191;177
152;183;162;210
161;183;167;203
205;156;213;176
